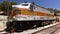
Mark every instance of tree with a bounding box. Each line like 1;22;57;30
0;0;17;12
47;8;54;13
0;4;1;11
47;8;60;16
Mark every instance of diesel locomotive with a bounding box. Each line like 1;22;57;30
6;2;56;32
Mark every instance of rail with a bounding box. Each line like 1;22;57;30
32;22;60;34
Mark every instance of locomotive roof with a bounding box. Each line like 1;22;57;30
12;2;51;12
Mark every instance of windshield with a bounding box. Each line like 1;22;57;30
22;4;28;6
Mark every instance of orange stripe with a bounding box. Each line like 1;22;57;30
13;8;54;16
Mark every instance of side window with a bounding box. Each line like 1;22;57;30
33;5;35;10
30;5;33;10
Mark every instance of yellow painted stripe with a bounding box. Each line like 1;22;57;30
18;8;54;16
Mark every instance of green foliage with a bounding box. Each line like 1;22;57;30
0;0;17;12
47;8;60;16
47;8;60;13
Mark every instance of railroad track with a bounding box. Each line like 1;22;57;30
32;22;60;34
50;27;60;34
0;22;60;34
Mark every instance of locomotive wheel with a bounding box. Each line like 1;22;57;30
6;22;13;32
6;20;50;32
12;21;36;32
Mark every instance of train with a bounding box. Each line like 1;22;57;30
6;2;56;32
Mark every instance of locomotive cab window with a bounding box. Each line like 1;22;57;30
30;4;33;10
22;4;28;6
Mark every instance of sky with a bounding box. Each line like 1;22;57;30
0;0;60;10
